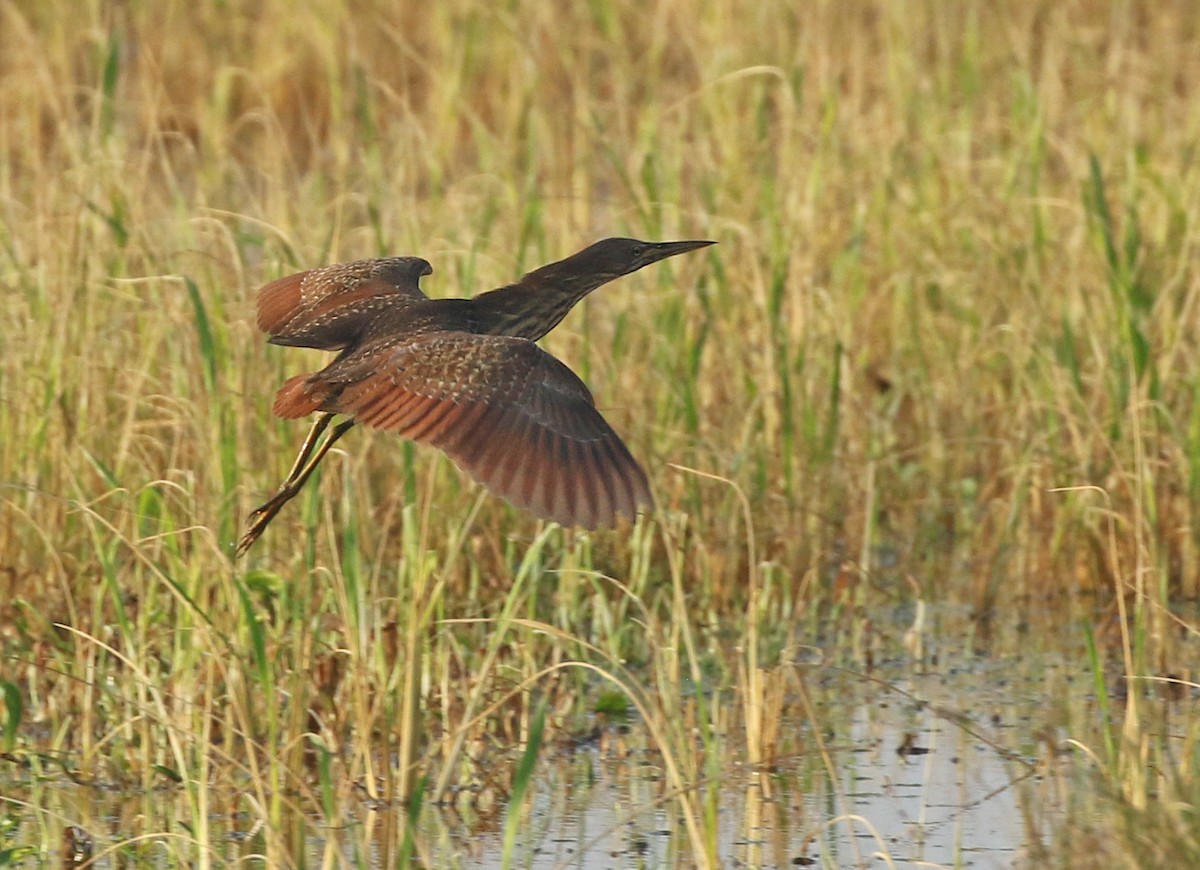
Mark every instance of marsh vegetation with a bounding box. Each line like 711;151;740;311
3;2;1200;867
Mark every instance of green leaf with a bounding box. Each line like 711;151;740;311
153;764;183;783
594;690;630;717
0;681;21;750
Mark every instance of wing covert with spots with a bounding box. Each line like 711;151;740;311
256;257;433;350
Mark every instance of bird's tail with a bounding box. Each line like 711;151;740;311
272;374;330;419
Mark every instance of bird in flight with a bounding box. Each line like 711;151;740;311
235;236;714;557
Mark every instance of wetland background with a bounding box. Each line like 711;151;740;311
3;1;1200;867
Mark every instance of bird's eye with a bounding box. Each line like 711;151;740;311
631;245;645;258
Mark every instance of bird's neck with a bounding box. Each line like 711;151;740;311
471;262;611;341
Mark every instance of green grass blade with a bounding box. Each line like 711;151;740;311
500;700;547;870
184;276;218;392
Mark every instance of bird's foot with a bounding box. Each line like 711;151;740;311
234;492;291;558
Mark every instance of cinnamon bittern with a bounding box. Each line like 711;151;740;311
235;237;714;557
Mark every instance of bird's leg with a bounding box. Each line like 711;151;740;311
281;411;338;486
235;413;357;557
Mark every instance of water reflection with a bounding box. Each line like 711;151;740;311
464;661;1065;869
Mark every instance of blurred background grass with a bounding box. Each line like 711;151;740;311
2;1;1200;867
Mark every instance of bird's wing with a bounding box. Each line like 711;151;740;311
325;332;653;528
256;257;432;350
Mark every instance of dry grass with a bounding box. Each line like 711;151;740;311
3;1;1200;867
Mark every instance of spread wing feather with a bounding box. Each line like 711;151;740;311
255;257;432;350
318;332;652;527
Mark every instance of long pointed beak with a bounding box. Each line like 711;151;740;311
643;239;717;266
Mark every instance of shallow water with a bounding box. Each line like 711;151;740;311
2;609;1085;869
453;653;1073;868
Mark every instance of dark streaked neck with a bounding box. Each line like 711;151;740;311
470;258;615;341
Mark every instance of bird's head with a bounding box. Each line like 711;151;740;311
377;256;433;286
570;237;716;280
